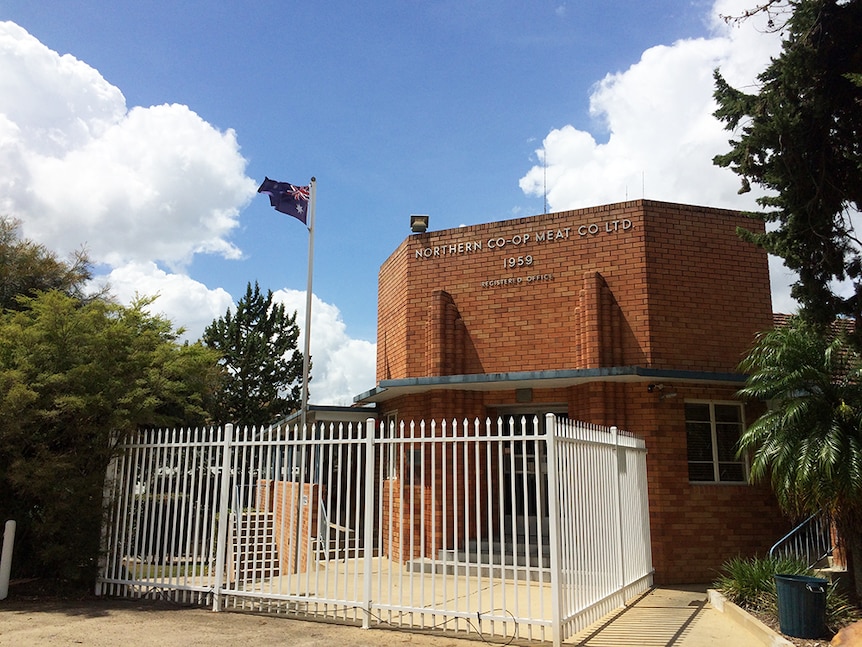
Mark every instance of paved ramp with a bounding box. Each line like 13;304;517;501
570;586;765;647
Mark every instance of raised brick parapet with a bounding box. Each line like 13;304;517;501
377;200;770;380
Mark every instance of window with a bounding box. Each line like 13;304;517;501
382;412;398;479
685;402;747;483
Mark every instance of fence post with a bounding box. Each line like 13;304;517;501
612;426;626;594
362;417;376;629
212;423;234;612
0;520;15;601
95;441;120;597
545;413;562;647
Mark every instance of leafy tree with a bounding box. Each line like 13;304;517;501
0;291;220;583
203;281;305;425
713;0;862;342
0;216;95;311
715;0;862;598
738;317;862;596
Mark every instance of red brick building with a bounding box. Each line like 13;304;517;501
355;199;789;584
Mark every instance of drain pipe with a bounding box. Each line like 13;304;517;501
0;520;15;600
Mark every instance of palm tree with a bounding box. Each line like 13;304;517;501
738;316;862;598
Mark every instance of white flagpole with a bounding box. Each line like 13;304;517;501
300;177;316;433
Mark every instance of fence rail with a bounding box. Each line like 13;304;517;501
768;511;834;568
97;414;653;646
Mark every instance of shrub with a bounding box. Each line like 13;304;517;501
715;554;811;612
714;555;860;633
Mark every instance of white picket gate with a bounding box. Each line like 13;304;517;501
97;414;652;646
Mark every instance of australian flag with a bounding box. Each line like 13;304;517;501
257;177;310;224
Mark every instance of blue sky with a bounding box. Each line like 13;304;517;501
0;0;790;404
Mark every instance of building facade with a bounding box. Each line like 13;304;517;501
356;199;789;583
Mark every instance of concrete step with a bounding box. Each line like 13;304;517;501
436;545;551;568
814;565;851;592
467;538;550;556
406;556;551;582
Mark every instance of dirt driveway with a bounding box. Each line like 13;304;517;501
0;597;475;647
1;584;776;646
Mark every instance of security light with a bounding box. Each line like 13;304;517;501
410;214;429;233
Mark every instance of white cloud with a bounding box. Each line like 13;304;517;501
273;289;376;407
0;20;376;406
519;0;797;314
0;21;255;270
101;267;377;405
99;261;234;340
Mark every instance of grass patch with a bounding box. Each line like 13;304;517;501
121;559;210;579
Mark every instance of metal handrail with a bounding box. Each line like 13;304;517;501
768;512;833;568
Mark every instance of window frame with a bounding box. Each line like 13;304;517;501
684;400;749;484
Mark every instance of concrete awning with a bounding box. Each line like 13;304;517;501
354;366;748;404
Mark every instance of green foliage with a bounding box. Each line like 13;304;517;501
738;318;862;520
714;555;860;631
203;281;305;426
0;291;220;583
713;0;862;340
0;216;95;311
714;0;862;602
738;316;862;597
715;554;811;612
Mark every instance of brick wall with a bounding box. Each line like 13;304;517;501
373;200;785;583
574;382;790;584
381;383;789;583
377;200;769;380
641;203;773;371
257;479;321;574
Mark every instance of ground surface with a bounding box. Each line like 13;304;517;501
0;580;789;647
0;596;476;647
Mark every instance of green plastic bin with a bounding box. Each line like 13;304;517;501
774;574;828;639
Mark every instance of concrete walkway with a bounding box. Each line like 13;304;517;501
570;586;779;646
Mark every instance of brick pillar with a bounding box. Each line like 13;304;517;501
266;481;321;574
381;478;445;562
580;271;602;367
256;478;275;511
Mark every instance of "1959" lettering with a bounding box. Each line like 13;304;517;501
504;255;533;269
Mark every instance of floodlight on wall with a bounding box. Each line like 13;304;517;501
648;383;678;400
410;214;429;233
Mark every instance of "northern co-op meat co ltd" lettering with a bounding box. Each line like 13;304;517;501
414;218;633;259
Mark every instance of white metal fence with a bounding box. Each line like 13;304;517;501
97;414;652;646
